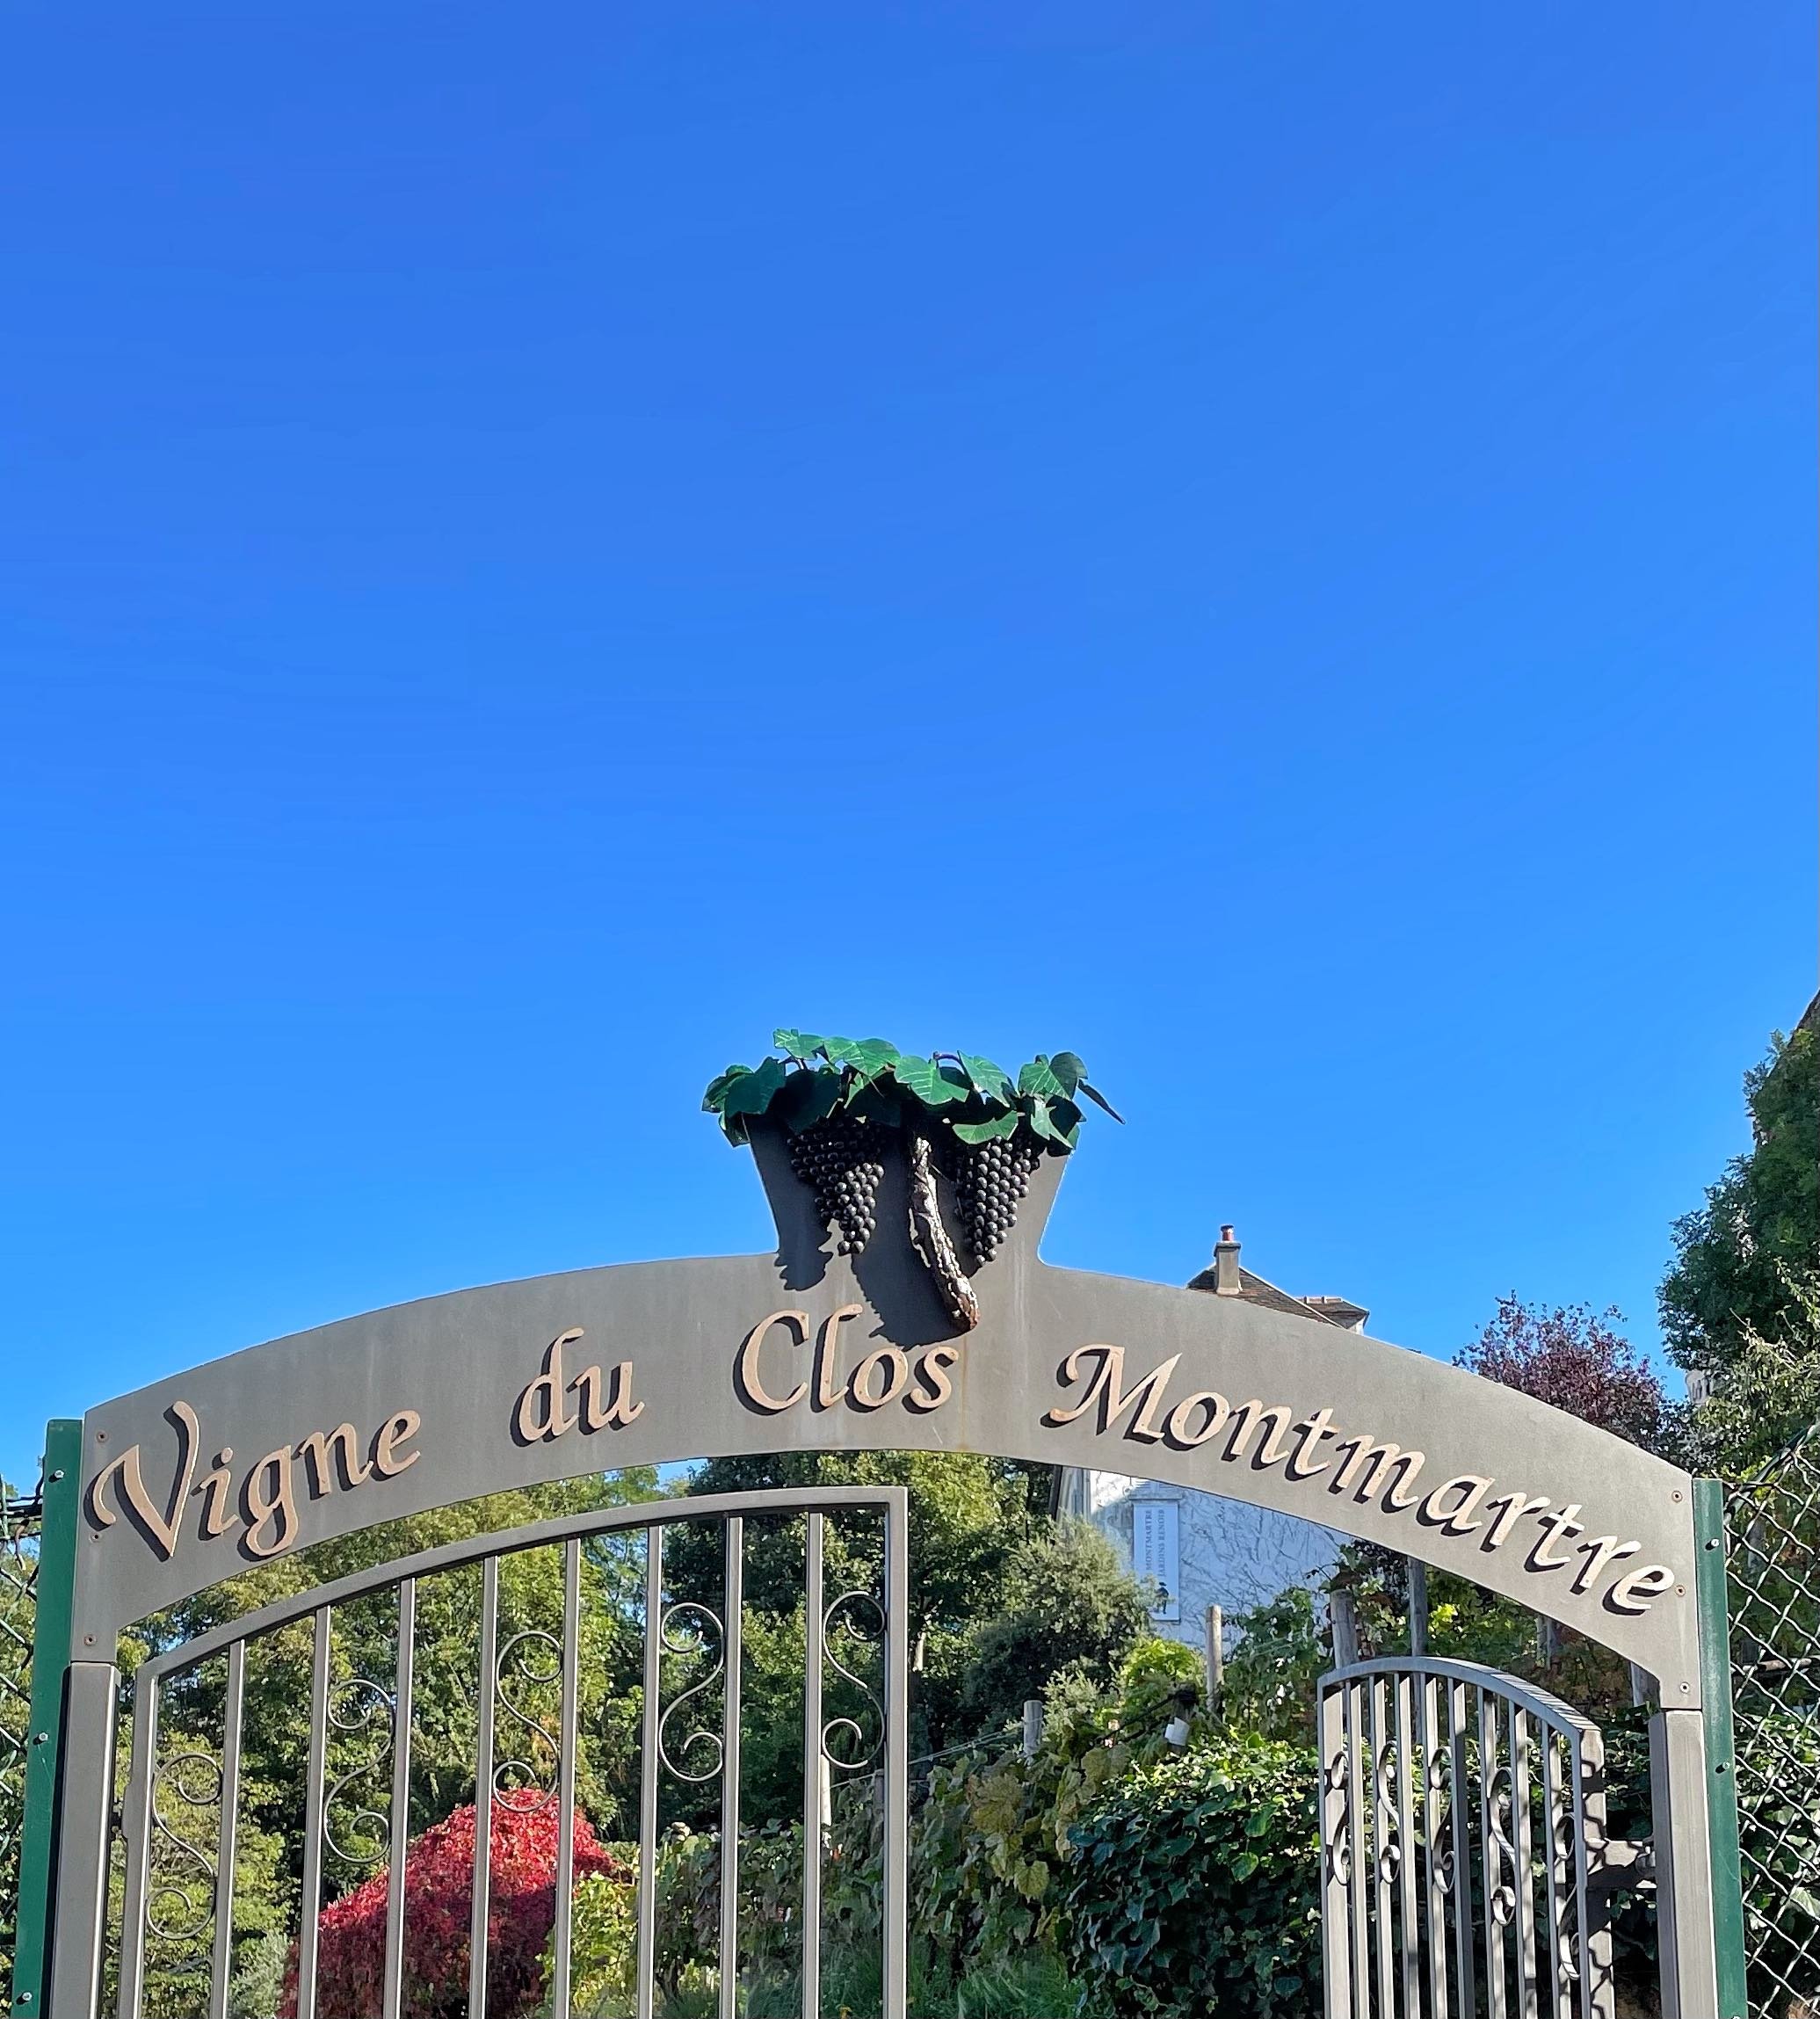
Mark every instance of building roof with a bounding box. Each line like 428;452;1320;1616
1182;1261;1367;1331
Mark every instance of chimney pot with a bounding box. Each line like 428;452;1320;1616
1213;1224;1243;1295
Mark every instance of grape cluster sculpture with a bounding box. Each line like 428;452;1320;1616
703;1033;1120;1330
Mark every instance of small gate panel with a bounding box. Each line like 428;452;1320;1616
1319;1656;1613;2019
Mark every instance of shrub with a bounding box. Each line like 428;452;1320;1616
285;1801;624;2019
1062;1732;1320;2017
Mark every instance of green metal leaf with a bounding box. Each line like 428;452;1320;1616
776;1066;842;1131
701;1065;752;1113
1079;1078;1125;1122
1026;1095;1080;1150
952;1112;1021;1144
1018;1056;1067;1100
959;1054;1015;1104
721;1057;787;1120
822;1035;902;1081
893;1056;970;1107
1048;1051;1087;1097
846;1083;903;1129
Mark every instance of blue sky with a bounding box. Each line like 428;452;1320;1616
2;3;1812;1481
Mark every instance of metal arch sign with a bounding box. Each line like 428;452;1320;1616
71;1129;1703;1701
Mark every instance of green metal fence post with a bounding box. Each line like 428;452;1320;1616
11;1423;81;2019
1693;1477;1750;2019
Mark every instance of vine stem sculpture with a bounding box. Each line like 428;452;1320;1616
905;1126;979;1332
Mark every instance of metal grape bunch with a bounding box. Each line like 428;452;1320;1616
702;1034;1120;1330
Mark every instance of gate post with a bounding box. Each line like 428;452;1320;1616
1693;1478;1749;2019
10;1422;80;2019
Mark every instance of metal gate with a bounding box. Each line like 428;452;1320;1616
1317;1656;1615;2019
105;1485;909;2019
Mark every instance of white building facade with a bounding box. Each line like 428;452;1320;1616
1054;1227;1367;1651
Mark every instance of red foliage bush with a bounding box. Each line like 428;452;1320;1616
1456;1296;1670;1451
283;1800;626;2019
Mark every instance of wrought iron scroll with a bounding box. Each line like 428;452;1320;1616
1317;1654;1613;2019
492;1626;562;1812
821;1589;888;1776
656;1601;728;1783
321;1674;396;1869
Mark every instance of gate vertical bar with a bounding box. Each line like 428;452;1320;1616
1480;1689;1508;2019
11;1420;80;2019
881;1493;909;2019
47;1663;116;2019
1512;1708;1538;2019
113;1677;158;2019
636;1526;663;2019
1318;1681;1352;2017
1396;1669;1420;2013
207;1640;245;2019
717;1519;743;2019
801;1513;824;2019
295;1607;331;2019
1449;1678;1476;2019
1538;1731;1565;2019
1369;1675;1393;2017
551;1540;581;2019
381;1579;416;2019
1692;1480;1747;2019
468;1561;498;2019
1345;1679;1369;2008
1420;1674;1450;2019
1650;1707;1718;2019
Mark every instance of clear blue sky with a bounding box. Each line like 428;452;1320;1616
3;3;1813;1481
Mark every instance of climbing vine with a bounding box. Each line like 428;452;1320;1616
702;1035;1120;1330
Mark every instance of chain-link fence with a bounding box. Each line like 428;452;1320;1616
1729;1427;1820;2019
0;1480;42;2010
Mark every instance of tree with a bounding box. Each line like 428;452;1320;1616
954;1521;1150;1725
1660;1019;1819;1380
1455;1296;1671;1451
283;1802;623;2019
1679;1264;1820;1478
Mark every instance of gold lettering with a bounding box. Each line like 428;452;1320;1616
575;1361;644;1431
905;1345;958;1413
1607;1564;1674;1614
1043;1347;1180;1442
86;1401;201;1561
1481;1491;1550;1549
1163;1391;1229;1449
1287;1408;1338;1480
1418;1474;1493;1536
1572;1534;1641;1594
240;1446;298;1558
848;1346;910;1411
735;1311;811;1413
1331;1434;1425;1509
371;1410;422;1479
195;1449;236;1540
1224;1399;1297;1466
515;1332;582;1443
815;1305;863;1411
296;1424;373;1498
1526;1503;1584;1572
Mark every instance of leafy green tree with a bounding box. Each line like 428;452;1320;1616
954;1521;1150;1727
1679;1264;1820;1478
1661;1020;1818;1381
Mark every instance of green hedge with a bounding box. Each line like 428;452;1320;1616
1062;1733;1321;2018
